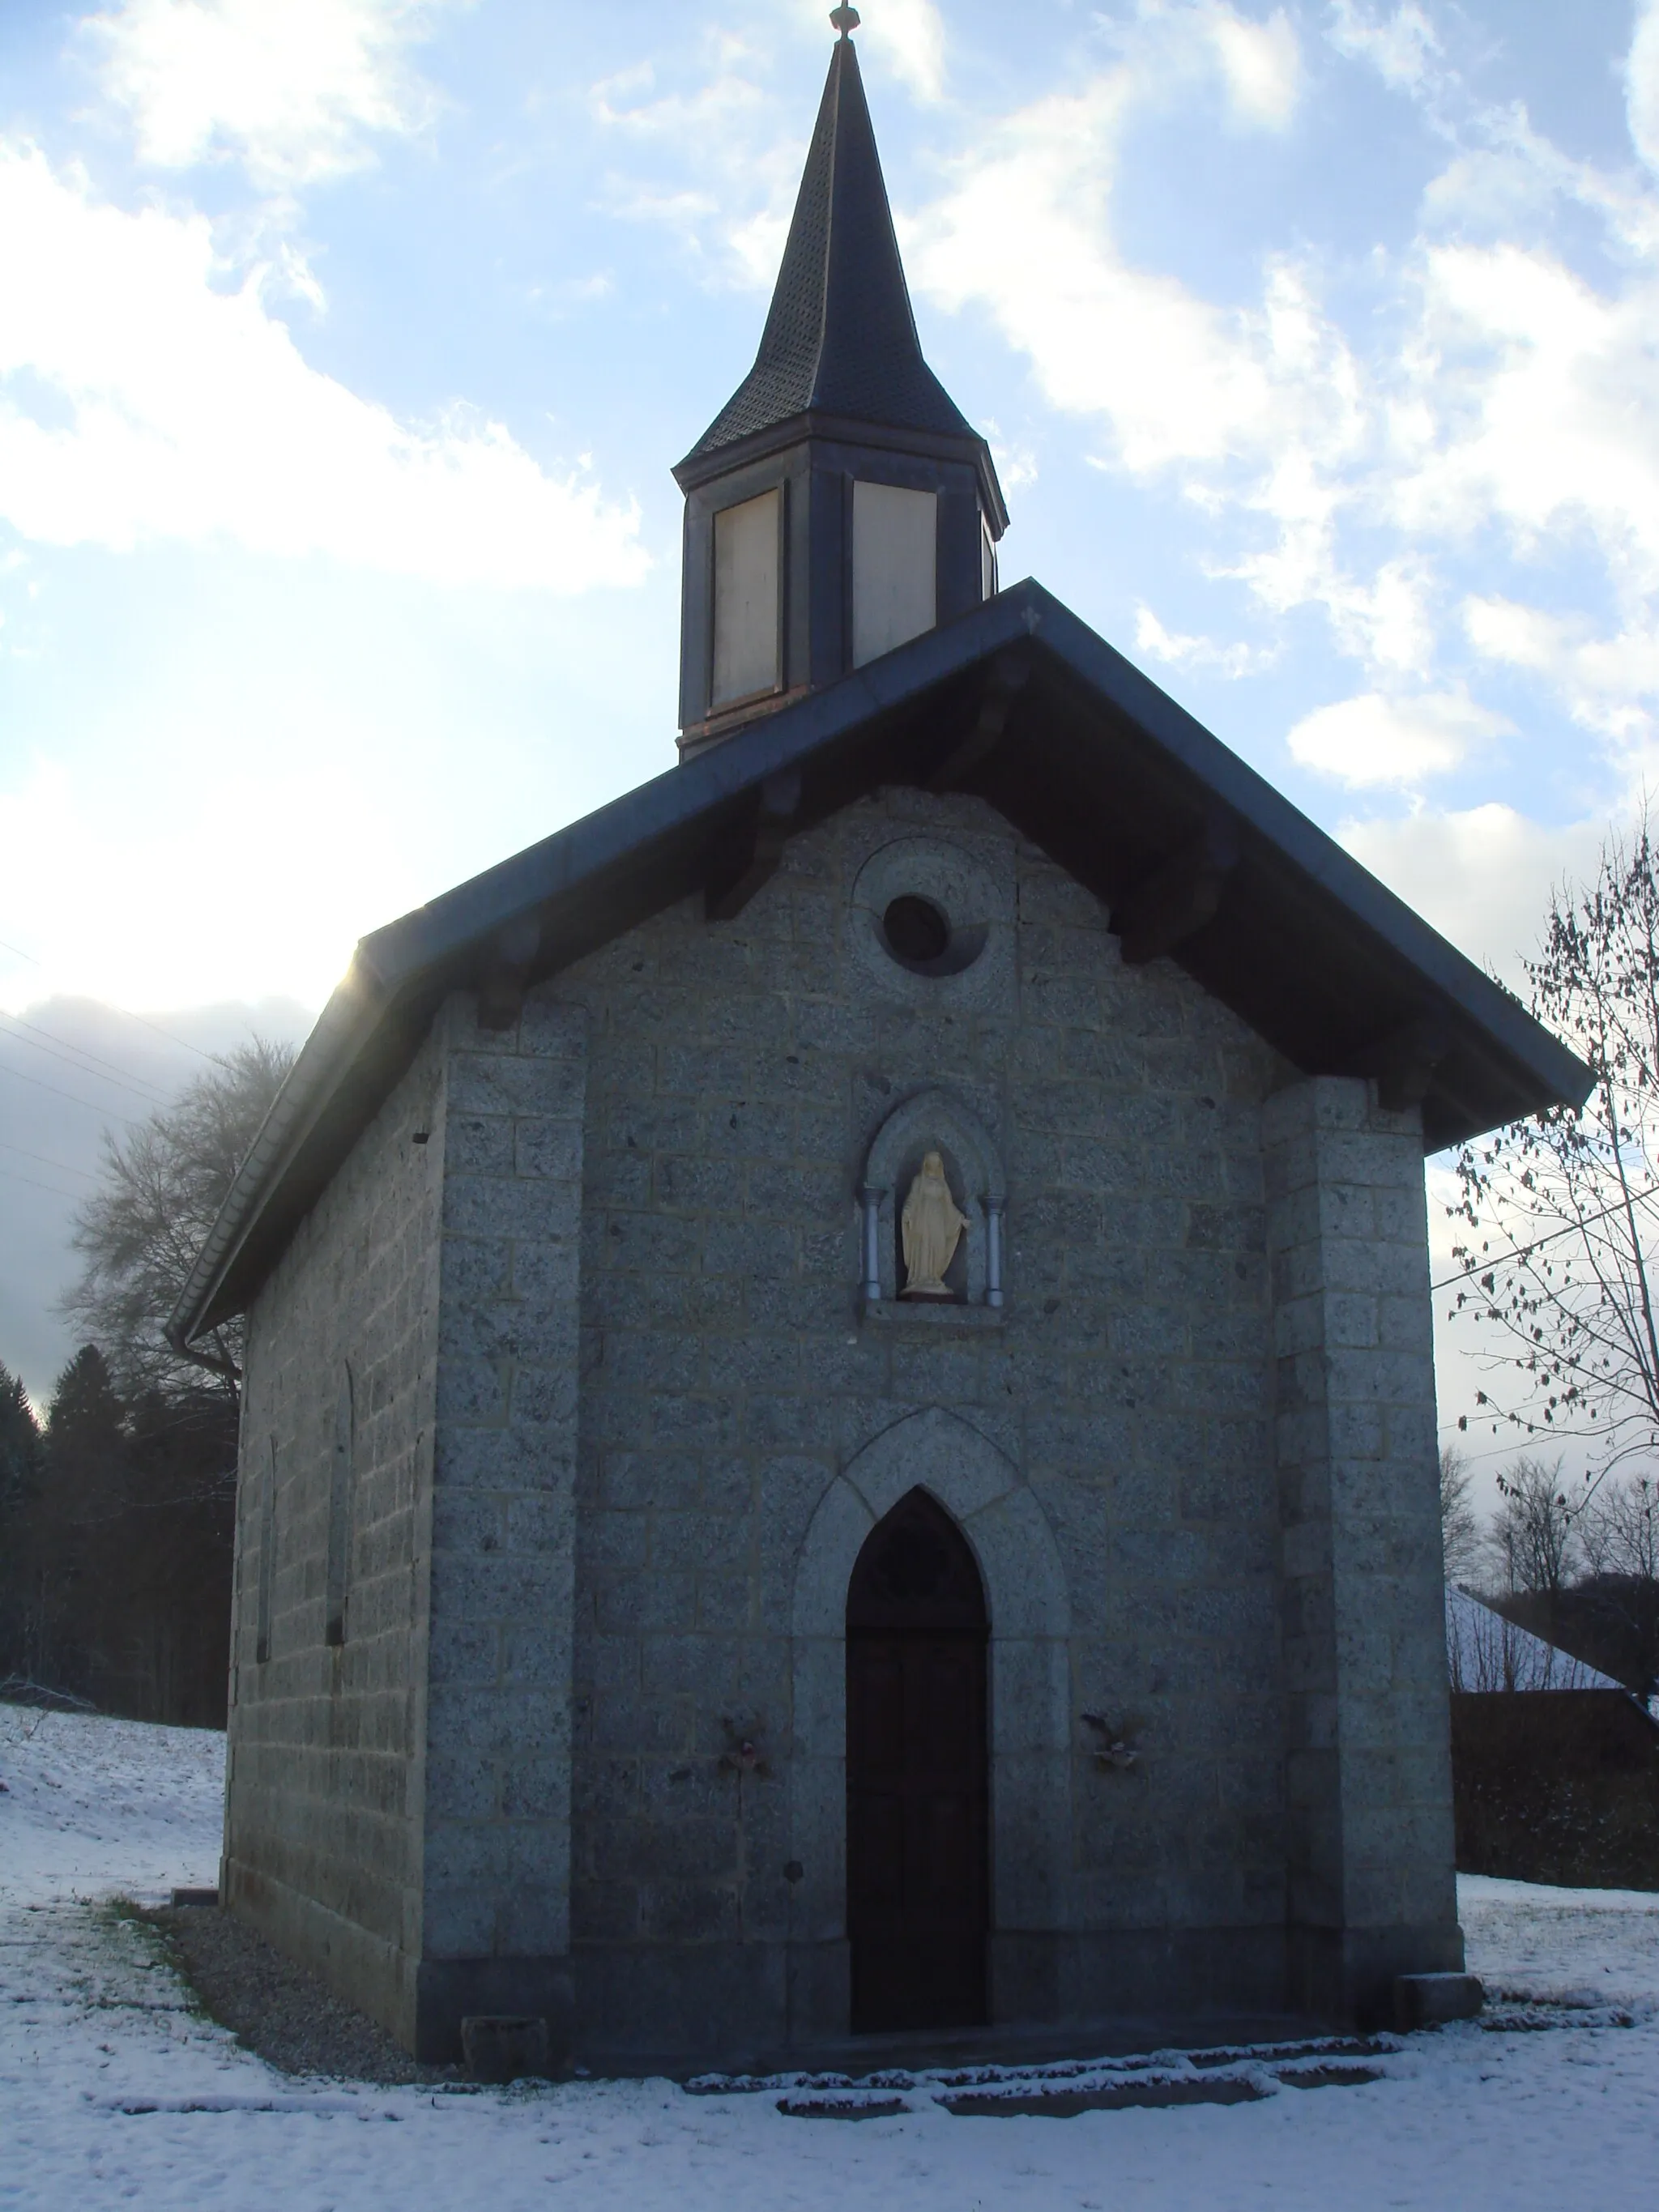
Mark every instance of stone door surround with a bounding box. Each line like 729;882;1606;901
787;1407;1073;2006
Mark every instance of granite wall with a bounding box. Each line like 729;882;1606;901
1264;1075;1462;2018
225;780;1459;2066
542;787;1309;2062
227;996;587;2058
227;1021;446;2046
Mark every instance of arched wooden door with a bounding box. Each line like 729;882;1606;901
846;1487;989;2031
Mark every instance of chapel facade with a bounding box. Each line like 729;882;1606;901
173;17;1589;2069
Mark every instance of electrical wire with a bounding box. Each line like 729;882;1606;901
1430;1183;1659;1294
0;1138;95;1181
0;1012;173;1106
0;1059;142;1127
109;1008;224;1065
0;927;224;1064
0;1161;86;1202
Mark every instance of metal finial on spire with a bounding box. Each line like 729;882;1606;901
830;6;859;37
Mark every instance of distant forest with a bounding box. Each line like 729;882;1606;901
0;1348;234;1726
0;1038;292;1730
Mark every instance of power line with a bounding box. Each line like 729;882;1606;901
1431;1184;1659;1294
0;1138;95;1181
0;1012;174;1105
0;924;224;1063
0;1161;85;1202
0;1059;142;1127
0;1022;173;1110
110;1008;223;1064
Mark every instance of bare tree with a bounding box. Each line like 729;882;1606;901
60;1038;294;1404
1447;818;1659;1504
1488;1455;1579;1598
1577;1470;1659;1584
1439;1444;1484;1586
1571;1468;1659;1695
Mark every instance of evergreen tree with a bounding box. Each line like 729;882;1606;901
25;1347;132;1694
0;1362;44;1682
0;1361;41;1510
45;1343;126;1454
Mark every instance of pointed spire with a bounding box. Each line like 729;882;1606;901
681;25;979;464
671;22;1006;752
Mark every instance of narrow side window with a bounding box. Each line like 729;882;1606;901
711;486;783;708
255;1437;276;1666
852;480;937;668
326;1365;353;1648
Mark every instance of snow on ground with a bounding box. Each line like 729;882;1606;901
0;1705;224;1906
3;1708;1659;2211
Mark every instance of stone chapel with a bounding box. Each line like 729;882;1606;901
172;15;1590;2071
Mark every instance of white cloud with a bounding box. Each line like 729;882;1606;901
1133;603;1274;677
1629;0;1659;177
912;93;1382;663
979;420;1038;494
1464;594;1659;748
1461;593;1568;672
1326;1;1440;93
86;0;446;185
0;143;646;591
860;0;947;107
590;40;800;293
1286;688;1509;786
1388;242;1659;590
1202;4;1301;131
911;75;1291;472
1340;801;1609;987
906;15;1659;739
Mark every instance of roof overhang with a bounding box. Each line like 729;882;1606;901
170;578;1593;1348
672;407;1009;539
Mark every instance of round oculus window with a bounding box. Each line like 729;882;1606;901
882;895;950;965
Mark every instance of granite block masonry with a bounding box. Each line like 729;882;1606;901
221;787;1465;2065
228;994;586;2054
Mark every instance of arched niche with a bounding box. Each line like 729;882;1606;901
786;1408;1073;2029
859;1089;1008;1306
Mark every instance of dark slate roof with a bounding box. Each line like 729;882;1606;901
680;33;980;464
170;578;1593;1345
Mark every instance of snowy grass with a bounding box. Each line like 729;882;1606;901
3;1705;1657;2210
0;1703;224;1907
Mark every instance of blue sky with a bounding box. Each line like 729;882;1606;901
3;0;1659;1454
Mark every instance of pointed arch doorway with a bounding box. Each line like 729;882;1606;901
846;1487;989;2031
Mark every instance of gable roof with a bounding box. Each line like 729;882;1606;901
170;578;1593;1347
677;32;987;471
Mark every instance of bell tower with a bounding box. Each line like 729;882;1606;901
672;6;1008;757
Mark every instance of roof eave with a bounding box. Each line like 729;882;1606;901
166;955;399;1353
1022;592;1595;1122
673;408;1009;536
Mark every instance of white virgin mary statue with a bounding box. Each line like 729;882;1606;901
901;1150;969;1298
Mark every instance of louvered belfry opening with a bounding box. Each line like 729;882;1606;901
845;1487;990;2032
